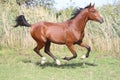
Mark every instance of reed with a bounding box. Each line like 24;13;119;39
0;2;120;53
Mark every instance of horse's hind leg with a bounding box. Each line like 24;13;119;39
34;43;46;65
34;44;43;57
44;41;61;65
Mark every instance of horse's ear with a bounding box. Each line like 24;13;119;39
89;3;92;7
92;3;95;7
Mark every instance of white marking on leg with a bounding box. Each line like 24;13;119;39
41;57;46;65
56;59;61;65
81;55;86;59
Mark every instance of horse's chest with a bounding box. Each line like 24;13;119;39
74;32;84;42
79;32;84;40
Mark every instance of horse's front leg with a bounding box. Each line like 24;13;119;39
63;44;77;61
79;42;91;59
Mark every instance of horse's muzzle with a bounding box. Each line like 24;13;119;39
99;17;104;24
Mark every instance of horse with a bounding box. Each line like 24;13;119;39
14;3;103;65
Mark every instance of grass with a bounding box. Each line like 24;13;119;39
0;47;120;80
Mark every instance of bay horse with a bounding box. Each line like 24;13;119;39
14;3;103;65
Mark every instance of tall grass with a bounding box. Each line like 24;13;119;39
0;2;120;54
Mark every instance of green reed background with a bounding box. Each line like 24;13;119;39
0;1;120;54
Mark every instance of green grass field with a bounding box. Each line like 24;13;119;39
0;47;120;80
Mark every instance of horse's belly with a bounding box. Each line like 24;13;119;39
46;31;66;44
50;35;65;44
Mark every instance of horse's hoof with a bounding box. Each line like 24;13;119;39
62;57;70;61
80;55;86;59
41;57;46;65
56;59;61;66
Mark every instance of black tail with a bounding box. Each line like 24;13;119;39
13;15;31;27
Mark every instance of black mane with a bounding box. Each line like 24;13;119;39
70;4;91;20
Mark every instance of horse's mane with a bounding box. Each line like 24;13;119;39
69;4;91;20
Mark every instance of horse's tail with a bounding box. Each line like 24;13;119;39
13;15;31;27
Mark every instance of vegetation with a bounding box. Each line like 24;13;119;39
0;1;120;80
0;0;120;53
0;48;120;80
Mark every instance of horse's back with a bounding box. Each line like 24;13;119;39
30;21;67;44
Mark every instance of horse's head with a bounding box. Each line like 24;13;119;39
87;3;104;23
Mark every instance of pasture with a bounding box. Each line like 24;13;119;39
0;1;120;80
0;47;120;80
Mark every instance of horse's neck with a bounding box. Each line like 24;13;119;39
73;11;88;33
